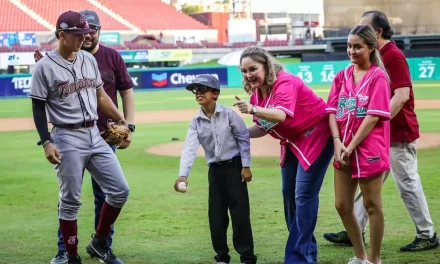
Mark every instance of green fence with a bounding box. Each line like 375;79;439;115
1;56;439;98
227;57;440;87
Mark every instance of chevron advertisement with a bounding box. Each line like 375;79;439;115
144;67;228;89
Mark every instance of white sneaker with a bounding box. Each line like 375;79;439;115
348;257;368;264
217;262;229;264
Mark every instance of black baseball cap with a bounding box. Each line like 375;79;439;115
186;74;221;92
79;9;101;28
56;11;96;35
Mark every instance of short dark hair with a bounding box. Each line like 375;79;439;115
362;10;394;40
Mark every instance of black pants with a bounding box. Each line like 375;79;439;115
208;156;257;264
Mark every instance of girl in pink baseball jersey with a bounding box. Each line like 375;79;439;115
234;46;334;264
326;25;391;264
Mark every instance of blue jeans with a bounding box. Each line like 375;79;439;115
57;144;116;251
282;138;333;264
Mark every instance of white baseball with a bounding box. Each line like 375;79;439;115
177;182;187;192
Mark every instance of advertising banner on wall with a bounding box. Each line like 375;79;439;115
0;75;32;97
118;49;193;63
0;52;36;69
1;57;439;98
410;57;440;81
99;32;121;45
118;50;149;63
127;71;143;89
286;60;351;85
0;32;36;47
147;49;193;62
143;67;228;89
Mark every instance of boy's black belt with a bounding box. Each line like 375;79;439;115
210;155;241;166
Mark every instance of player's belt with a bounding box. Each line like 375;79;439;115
210;155;241;166
53;120;95;129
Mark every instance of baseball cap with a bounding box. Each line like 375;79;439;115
56;11;96;35
186;74;221;92
79;9;101;28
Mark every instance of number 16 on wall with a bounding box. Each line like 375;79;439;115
320;70;335;83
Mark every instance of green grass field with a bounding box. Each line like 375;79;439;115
1;81;440;264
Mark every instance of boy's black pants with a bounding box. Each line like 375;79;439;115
208;156;257;264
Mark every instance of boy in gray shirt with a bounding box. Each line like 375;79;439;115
174;74;257;264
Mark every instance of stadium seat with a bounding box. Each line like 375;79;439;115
20;0;131;30
98;0;209;30
0;0;48;32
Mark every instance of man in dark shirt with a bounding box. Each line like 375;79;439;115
35;9;135;264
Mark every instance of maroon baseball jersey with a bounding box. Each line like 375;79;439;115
94;44;134;132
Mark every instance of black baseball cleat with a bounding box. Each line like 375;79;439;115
67;254;82;264
400;232;440;252
323;230;365;246
86;234;123;264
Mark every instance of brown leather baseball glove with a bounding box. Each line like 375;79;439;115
101;119;130;146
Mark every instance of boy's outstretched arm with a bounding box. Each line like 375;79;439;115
175;120;200;191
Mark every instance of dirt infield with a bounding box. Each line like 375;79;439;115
1;99;439;133
1;100;439;156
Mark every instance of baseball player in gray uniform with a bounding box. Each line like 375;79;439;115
29;11;129;264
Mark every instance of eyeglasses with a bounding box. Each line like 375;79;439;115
88;25;100;35
190;85;212;94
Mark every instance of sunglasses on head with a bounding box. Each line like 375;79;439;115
191;85;212;94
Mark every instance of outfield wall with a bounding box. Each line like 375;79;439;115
1;57;439;98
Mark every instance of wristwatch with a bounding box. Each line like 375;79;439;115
250;105;258;115
128;124;135;132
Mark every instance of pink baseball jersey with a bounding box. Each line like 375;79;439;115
250;71;331;171
326;64;391;178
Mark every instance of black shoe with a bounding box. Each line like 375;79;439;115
323;230;365;246
67;254;82;264
86;234;124;264
51;250;68;264
400;232;440;252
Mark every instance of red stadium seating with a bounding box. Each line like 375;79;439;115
98;0;209;30
231;41;258;48
0;0;48;32
20;0;131;30
102;43;127;50
263;39;289;47
11;43;39;52
177;41;204;49
0;46;12;52
202;41;228;48
124;41;151;50
40;42;56;51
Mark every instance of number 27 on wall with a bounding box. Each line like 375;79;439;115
419;66;435;78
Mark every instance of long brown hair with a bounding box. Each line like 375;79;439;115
349;25;389;80
239;46;285;95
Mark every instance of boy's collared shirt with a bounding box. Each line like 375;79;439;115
179;103;251;177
